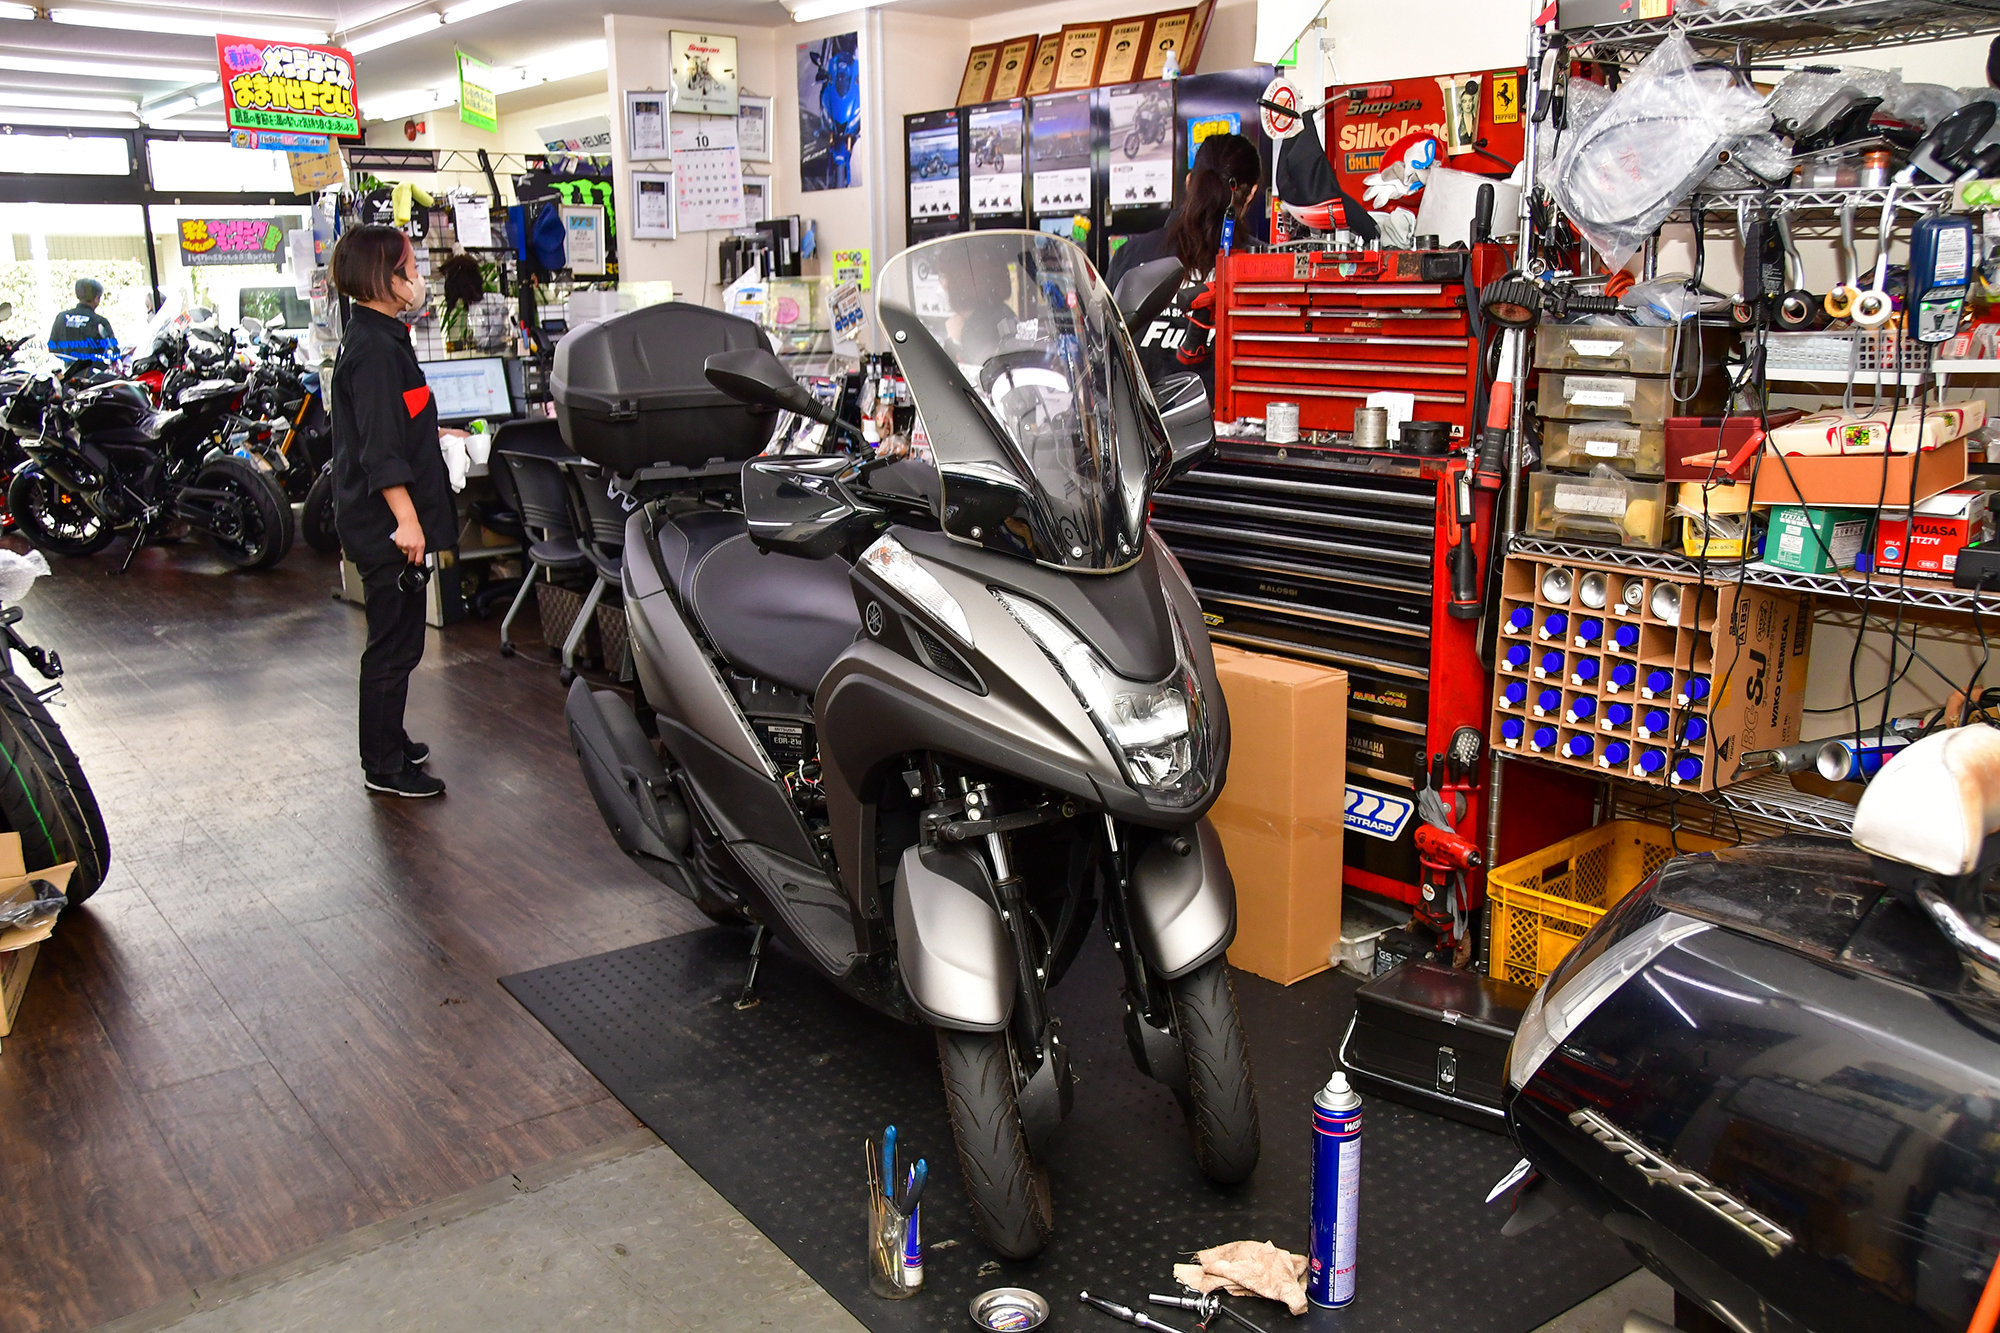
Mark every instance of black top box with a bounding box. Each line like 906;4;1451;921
552;302;776;475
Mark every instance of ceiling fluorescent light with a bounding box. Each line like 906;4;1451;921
194;84;223;105
0;91;139;113
0;108;141;128
142;93;199;121
0;3;36;19
786;0;903;22
50;8;331;43
442;0;522;23
0;53;214;83
344;12;444;54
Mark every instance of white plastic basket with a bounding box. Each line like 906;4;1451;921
1758;329;1931;376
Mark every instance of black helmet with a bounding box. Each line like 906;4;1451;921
74;278;104;304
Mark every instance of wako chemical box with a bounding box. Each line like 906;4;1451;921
1874;489;1995;575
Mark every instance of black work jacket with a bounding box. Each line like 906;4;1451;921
48;305;118;363
329;305;455;566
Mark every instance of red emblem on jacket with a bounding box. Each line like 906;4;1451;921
403;385;431;417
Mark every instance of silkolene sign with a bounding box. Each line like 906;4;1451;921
216;34;361;139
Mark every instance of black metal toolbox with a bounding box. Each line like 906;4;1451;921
1339;959;1534;1131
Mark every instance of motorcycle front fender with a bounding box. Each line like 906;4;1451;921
1126;818;1236;980
893;842;1014;1032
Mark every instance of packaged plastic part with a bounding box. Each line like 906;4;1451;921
0;550;50;604
0;878;64;930
1546;421;1667;478
1526;466;1670;549
1551;35;1771;270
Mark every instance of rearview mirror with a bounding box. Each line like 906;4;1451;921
705;347;831;422
1153;372;1214;480
0;302;12;323
1113;257;1184;333
241;316;263;338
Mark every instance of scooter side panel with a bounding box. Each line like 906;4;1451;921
1126;818;1236;979
1511;918;2000;1333
893;843;1013;1031
624;566;772;779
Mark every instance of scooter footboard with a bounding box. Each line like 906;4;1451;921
893;843;1013;1032
1127;818;1236;980
564;676;689;868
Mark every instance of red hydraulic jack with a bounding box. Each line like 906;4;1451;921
1414;822;1483;968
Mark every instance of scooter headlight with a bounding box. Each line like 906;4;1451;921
993;589;1208;803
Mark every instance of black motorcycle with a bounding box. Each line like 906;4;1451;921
0;571;109;904
565;236;1255;1260
1503;725;2000;1333
1125;95;1169;158
2;370;293;571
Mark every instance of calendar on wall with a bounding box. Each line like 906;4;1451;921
671;113;747;232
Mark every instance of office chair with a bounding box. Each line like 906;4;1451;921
492;419;590;657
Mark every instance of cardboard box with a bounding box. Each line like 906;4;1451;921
1749;435;1970;508
1874;489;1996;575
1677;480;1754;559
1704;583;1813;789
0;831;77;1043
1208;645;1347;985
1766;401;1986;456
1765;505;1876;574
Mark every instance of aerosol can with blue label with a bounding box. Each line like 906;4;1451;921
1307;1070;1362;1308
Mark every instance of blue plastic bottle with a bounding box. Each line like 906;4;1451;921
1530;725;1558;753
1307;1071;1362;1308
1607;662;1638;693
1539;611;1568;641
1573;617;1603;647
1566;695;1596;724
1601;739;1632;769
1672;755;1704;786
1534;687;1561;716
1561;734;1594;760
1570;657;1600;686
1611;624;1641;652
1682;716;1708;745
1536;650;1564;678
1603;702;1634;730
1499;717;1526;746
1635;747;1668;777
1642;668;1674;699
1678;675;1711;706
1638;708;1670;739
1506;606;1533;633
1501;681;1528;709
1504;644;1531;672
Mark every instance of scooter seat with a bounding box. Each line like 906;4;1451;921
656;509;860;696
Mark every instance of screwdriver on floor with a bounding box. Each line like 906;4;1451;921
1080;1292;1185;1332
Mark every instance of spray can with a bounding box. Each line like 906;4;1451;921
1307;1070;1362;1308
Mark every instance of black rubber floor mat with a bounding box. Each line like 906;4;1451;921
502;930;1635;1332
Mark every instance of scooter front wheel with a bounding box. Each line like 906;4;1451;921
937;1027;1054;1260
1168;957;1260;1184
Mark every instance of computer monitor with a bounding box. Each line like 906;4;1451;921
417;357;513;424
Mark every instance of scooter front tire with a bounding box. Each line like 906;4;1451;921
1168;957;1260;1184
937;1027;1054;1260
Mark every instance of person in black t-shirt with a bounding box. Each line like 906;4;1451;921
328;224;459;799
48;278;118;365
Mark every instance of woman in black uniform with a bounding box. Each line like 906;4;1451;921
328;224;457;799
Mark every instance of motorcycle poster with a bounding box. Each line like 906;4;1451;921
1108;82;1174;210
797;32;861;193
967;103;1024;217
669;31;738;118
1029;93;1092;218
907;123;961;220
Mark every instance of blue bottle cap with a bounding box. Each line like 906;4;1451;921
1606;702;1634;726
1640;709;1670;735
1539;650;1565;675
1644;669;1674;694
1531;726;1558;751
1500;717;1525;741
1608;662;1637;688
1568;696;1596;721
1602;741;1631;766
1575;617;1603;644
1562;735;1594;759
1637;748;1667;774
1683;717;1708;743
1572;658;1600;682
1507;606;1533;630
1506;644;1530;668
1613;624;1640;650
1681;675;1711;703
1502;682;1527;706
1535;687;1562;712
1673;756;1703;783
1541;612;1568;639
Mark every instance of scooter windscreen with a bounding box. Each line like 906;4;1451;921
876;231;1168;573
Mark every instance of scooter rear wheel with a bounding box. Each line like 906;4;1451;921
937;1027;1054;1260
1168;957;1260;1184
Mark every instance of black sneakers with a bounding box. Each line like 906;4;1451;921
365;766;446;798
404;739;431;766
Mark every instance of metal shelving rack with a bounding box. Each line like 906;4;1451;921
1489;0;2000;858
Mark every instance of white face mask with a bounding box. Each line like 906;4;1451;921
401;267;428;316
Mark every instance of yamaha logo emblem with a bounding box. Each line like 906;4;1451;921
864;601;884;636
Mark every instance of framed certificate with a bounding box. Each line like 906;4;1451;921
632;171;676;240
957;44;1000;106
1182;0;1217;73
988;35;1037;100
1052;24;1106;91
736;93;773;162
625;89;670;163
1097;19;1150;86
1141;9;1193;80
1024;33;1062;97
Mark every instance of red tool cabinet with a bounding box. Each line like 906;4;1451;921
1214;245;1511;442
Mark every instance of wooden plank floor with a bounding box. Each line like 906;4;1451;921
0;539;704;1332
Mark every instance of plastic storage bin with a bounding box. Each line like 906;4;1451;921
1537;370;1723;423
1525;470;1671;548
1487;820;1728;989
1532;324;1727;376
552;301;776;474
1544;421;1666;478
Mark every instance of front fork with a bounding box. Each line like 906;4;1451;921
1102;816;1189;1095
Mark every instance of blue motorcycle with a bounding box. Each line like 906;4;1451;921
809;41;861;188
